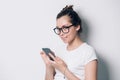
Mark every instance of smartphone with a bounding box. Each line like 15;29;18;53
42;48;55;61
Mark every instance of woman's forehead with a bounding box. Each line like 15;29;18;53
56;16;71;27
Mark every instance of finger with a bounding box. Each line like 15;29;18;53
49;53;56;61
50;60;56;64
40;51;45;55
56;56;61;60
40;51;43;55
40;51;48;57
40;51;49;60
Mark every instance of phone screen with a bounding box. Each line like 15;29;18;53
42;48;52;55
42;48;55;61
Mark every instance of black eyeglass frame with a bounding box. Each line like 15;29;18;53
53;24;73;35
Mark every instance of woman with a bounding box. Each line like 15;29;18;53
40;5;98;80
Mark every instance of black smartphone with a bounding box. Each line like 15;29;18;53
42;48;55;61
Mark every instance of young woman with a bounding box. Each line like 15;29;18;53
40;5;98;80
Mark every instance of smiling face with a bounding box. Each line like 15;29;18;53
56;15;80;44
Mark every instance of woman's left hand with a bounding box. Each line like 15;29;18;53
49;53;67;74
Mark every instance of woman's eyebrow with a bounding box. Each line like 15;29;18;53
56;24;70;28
56;26;60;28
56;25;64;28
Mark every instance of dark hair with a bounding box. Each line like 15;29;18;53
56;5;82;34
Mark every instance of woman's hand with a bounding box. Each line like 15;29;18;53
40;51;56;80
40;51;53;67
49;54;81;80
49;53;68;74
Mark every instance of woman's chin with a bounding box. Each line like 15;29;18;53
62;40;69;44
63;41;68;44
60;38;69;44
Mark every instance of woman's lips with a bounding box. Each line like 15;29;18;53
61;36;67;40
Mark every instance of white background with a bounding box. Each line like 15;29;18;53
0;0;120;80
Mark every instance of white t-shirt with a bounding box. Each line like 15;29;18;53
54;42;97;80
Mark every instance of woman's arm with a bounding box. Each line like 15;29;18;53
85;60;98;80
45;66;55;80
64;60;98;80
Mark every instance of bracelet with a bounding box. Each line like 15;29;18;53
63;67;67;79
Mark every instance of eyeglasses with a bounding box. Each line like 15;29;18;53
53;24;73;35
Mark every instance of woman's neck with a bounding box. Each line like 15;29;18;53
67;36;84;51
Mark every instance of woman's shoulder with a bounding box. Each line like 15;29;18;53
69;42;95;55
82;42;97;65
80;42;95;52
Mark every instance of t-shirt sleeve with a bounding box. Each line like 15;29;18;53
84;47;97;65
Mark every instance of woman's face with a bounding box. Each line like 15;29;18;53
56;15;80;44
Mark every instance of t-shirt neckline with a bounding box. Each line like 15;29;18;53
65;42;87;53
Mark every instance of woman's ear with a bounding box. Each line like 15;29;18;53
76;25;80;31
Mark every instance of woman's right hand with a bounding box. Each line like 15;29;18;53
40;51;53;67
40;51;56;79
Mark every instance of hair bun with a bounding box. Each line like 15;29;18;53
62;5;73;11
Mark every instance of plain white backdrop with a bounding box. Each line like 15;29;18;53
0;0;120;80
